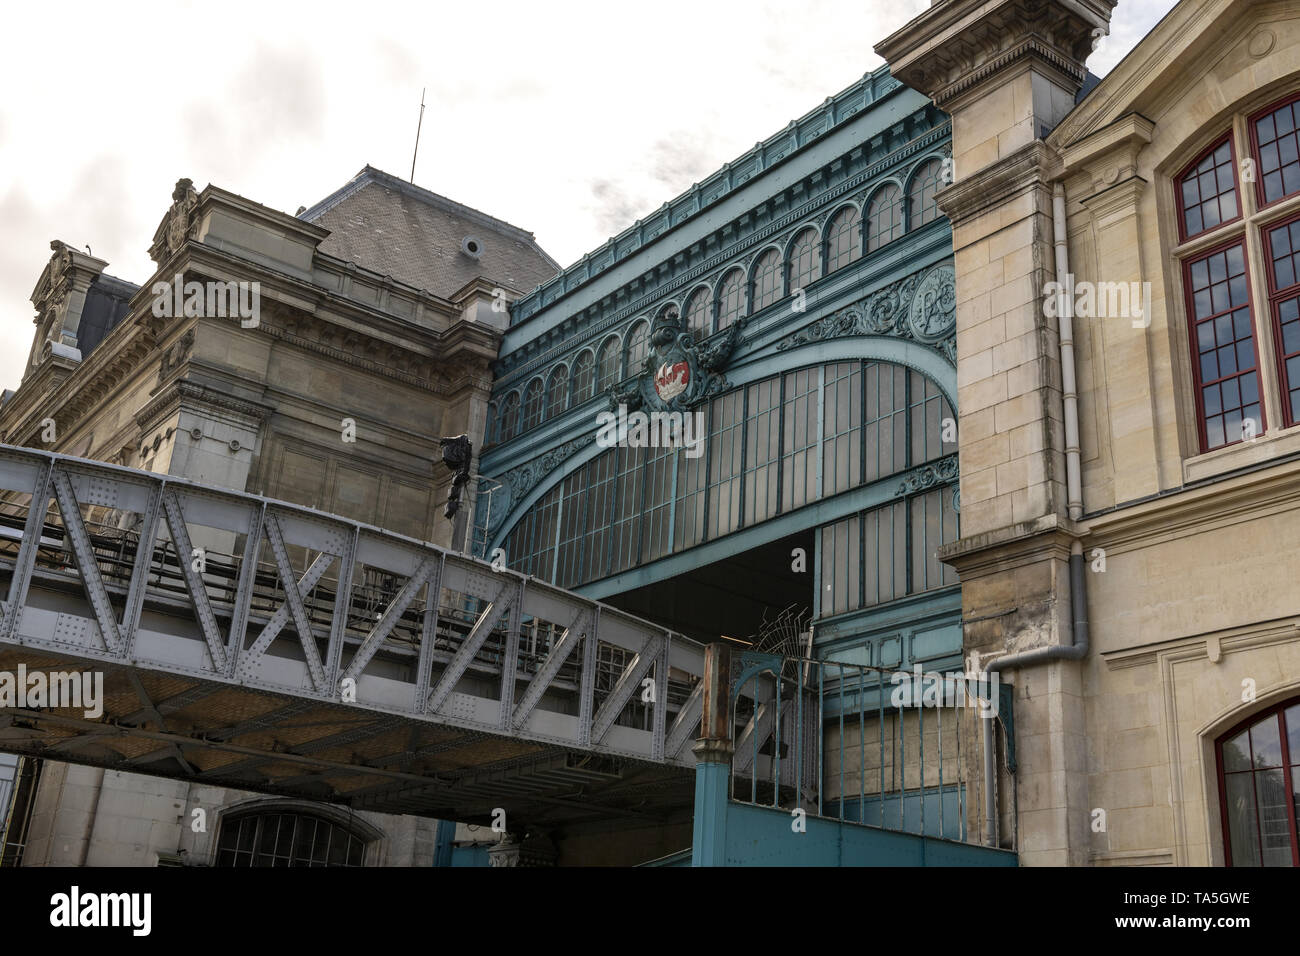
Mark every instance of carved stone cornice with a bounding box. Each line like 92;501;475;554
876;0;1115;111
135;378;275;435
260;318;490;397
935;140;1059;226
2;320;154;444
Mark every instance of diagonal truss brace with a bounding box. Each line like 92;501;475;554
241;551;334;674
425;578;520;715
341;555;436;684
511;610;591;731
50;470;124;655
2;459;52;643
262;512;328;693
590;634;664;745
665;678;705;759
159;490;227;672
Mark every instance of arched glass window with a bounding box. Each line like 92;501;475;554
499;392;521;443
788;228;820;293
215;809;371;866
571;351;596;404
1217;700;1300;866
596;336;621;392
716;269;745;332
497;360;956;597
625;320;651;376
825;206;861;274
750;249;782;314
486;401;500;445
522;377;546;431
867;183;905;251
546;364;569;419
685;287;712;341
908;159;944;230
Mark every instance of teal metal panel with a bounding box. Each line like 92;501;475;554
449;845;491;867
691;759;731;867
721;802;1017;867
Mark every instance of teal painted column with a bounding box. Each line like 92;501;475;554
692;740;734;866
691;642;734;867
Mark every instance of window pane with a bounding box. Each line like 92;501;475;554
782;368;819;511
707;390;744;539
908;160;944;230
1251;715;1283;768
1267;219;1300;423
546;365;568;418
826;206;861;273
1225;773;1261;866
1255;99;1300;204
685;288;712;341
744;378;781;526
1223;729;1252;771
1258;769;1292;866
597;337;621;392
522;378;545;431
1185;242;1260;450
867;184;904;252
750;250;782;313
717;270;745;332
1178;136;1238;237
571;352;596;404
789;228;820;292
822;362;861;498
625;320;651;376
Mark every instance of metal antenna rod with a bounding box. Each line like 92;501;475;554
410;88;426;183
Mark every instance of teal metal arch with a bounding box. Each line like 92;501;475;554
485;333;956;559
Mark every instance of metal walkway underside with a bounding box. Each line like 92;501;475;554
0;445;710;829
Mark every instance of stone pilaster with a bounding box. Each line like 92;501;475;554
877;0;1115;867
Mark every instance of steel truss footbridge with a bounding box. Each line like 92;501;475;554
0;444;766;833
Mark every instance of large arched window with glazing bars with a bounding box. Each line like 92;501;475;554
500;359;959;615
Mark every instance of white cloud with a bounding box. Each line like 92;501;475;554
0;0;1175;392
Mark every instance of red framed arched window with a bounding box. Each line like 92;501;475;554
1216;699;1300;866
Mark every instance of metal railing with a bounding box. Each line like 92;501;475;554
727;649;1006;846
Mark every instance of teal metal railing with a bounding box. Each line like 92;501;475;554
727;650;1006;846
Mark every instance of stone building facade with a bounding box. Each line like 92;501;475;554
881;0;1300;865
0;166;557;865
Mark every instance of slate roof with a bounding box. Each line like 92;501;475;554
78;273;138;360
300;166;560;299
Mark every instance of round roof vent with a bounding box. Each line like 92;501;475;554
461;236;483;260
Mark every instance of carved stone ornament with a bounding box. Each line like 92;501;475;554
149;178;200;265
606;305;746;415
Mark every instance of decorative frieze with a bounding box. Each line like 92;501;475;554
896;454;959;496
775;262;956;365
489;434;596;531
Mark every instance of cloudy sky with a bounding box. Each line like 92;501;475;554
0;0;1177;391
